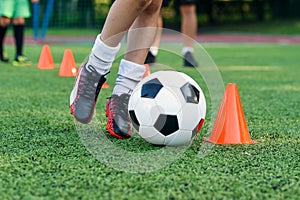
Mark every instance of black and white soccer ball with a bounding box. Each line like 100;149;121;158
128;70;206;146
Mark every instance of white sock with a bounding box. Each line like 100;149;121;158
112;59;146;95
86;34;121;74
181;46;194;56
149;46;158;56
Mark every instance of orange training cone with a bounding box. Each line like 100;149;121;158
102;82;109;88
203;83;257;144
58;49;77;77
38;44;54;69
142;64;151;78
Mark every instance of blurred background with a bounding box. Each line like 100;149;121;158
28;0;300;34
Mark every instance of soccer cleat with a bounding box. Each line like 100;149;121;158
0;52;9;63
106;93;132;139
144;51;156;65
183;51;199;67
12;55;32;66
70;62;107;124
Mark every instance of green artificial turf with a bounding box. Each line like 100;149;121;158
0;42;299;199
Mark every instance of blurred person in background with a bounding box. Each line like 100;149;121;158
0;0;37;66
145;0;199;67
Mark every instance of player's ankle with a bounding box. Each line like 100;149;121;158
87;34;121;74
112;59;146;95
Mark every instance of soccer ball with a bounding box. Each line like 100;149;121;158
128;70;206;146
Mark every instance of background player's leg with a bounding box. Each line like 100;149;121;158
180;4;197;49
180;4;199;67
145;13;163;64
12;17;25;58
0;17;10;62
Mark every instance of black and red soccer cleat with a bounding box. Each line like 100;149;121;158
106;93;132;139
70;62;107;124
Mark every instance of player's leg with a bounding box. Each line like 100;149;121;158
180;4;197;48
151;15;163;54
145;0;170;64
0;0;13;63
144;13;162;64
179;0;199;67
0;17;10;62
125;1;162;64
12;0;32;66
70;0;161;125
106;0;162;138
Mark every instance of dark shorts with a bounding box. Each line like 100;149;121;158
162;0;170;7
178;0;197;5
162;0;197;7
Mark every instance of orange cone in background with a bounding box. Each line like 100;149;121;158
142;64;151;78
203;83;257;144
38;44;54;69
102;82;109;88
58;49;77;77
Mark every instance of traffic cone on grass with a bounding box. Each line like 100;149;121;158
102;82;109;88
38;44;54;69
58;49;77;77
203;83;257;144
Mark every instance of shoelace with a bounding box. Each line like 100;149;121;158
78;65;101;100
109;94;130;120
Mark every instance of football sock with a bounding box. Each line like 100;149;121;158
149;46;158;56
0;25;8;56
181;46;194;56
13;24;24;58
112;59;146;96
86;34;121;74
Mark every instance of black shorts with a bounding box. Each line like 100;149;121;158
162;0;171;7
178;0;197;5
162;0;197;7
